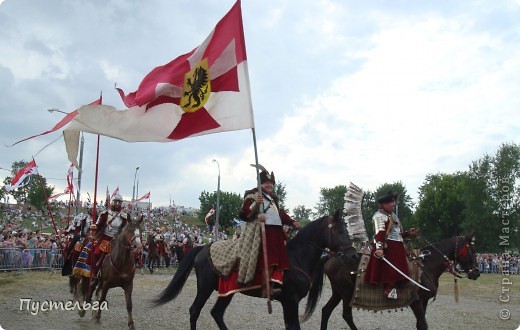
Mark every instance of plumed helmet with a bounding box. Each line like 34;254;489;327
377;191;398;204
112;194;123;202
260;170;275;185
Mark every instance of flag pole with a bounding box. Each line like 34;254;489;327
89;92;102;294
33;157;65;256
251;127;272;314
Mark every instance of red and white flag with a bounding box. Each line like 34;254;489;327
63;1;253;167
5;160;38;191
110;186;119;199
48;164;75;200
205;208;215;225
9;98;102;147
66;163;74;193
134;191;150;203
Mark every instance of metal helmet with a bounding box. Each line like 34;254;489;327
112;194;123;202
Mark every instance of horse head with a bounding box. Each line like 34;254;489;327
323;209;355;256
116;216;142;250
454;230;480;280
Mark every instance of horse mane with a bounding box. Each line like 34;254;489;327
286;214;328;247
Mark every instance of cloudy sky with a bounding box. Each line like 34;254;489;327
1;0;519;213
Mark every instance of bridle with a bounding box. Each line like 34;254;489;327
419;235;478;278
109;225;138;275
308;215;351;257
293;215;354;287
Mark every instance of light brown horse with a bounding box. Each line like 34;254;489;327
70;215;143;328
91;215;143;329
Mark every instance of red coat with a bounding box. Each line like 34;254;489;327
240;188;296;272
364;211;413;288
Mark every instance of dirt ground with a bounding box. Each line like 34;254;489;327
0;269;518;330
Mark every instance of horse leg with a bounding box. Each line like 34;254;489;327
189;284;216;330
320;291;342;330
341;298;357;330
210;296;233;330
124;282;135;330
77;276;89;317
147;256;152;273
410;298;428;330
282;297;301;330
93;282;108;323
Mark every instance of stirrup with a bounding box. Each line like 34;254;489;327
387;288;398;299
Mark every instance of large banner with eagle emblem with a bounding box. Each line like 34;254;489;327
63;0;253;168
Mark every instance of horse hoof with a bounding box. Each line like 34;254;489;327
78;309;86;317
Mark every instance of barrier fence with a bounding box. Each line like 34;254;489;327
0;248;178;271
0;248;64;271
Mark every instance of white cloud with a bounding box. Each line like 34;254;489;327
1;0;519;215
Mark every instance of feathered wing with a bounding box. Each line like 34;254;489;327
344;182;368;244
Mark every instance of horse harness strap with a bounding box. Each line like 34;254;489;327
419;234;464;278
291;265;313;289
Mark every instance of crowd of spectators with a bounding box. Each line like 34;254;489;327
0;202;231;270
476;253;519;275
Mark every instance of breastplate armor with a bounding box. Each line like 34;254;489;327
104;211;123;237
387;214;403;242
263;195;282;226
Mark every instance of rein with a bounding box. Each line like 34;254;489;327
418;234;467;278
291;215;347;289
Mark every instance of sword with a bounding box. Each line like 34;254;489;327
377;255;431;291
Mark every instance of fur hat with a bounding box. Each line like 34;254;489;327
260;170;275;184
377;191;398;204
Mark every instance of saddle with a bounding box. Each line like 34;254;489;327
350;251;423;311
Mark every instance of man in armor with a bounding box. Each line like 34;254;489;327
154;227;170;267
239;167;301;297
62;205;94;276
364;191;418;299
90;194;130;280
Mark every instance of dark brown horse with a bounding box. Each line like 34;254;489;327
70;216;143;329
154;210;356;330
145;235;161;274
304;233;480;330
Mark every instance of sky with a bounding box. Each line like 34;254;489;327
1;0;519;214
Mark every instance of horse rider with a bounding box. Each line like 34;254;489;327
239;167;301;297
90;194;130;284
154;227;170;267
364;191;418;299
62;205;94;276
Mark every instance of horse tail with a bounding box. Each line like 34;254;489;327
153;245;204;305
302;254;330;322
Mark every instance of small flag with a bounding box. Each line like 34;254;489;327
205;208;215;225
5;160;37;191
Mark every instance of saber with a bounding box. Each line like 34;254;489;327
378;255;431;291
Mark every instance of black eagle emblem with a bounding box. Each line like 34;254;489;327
183;66;209;109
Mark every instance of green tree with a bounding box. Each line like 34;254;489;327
315;185;347;217
464;143;520;252
198;190;243;230
27;176;54;212
293;204;312;223
414;173;468;242
273;181;287;210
